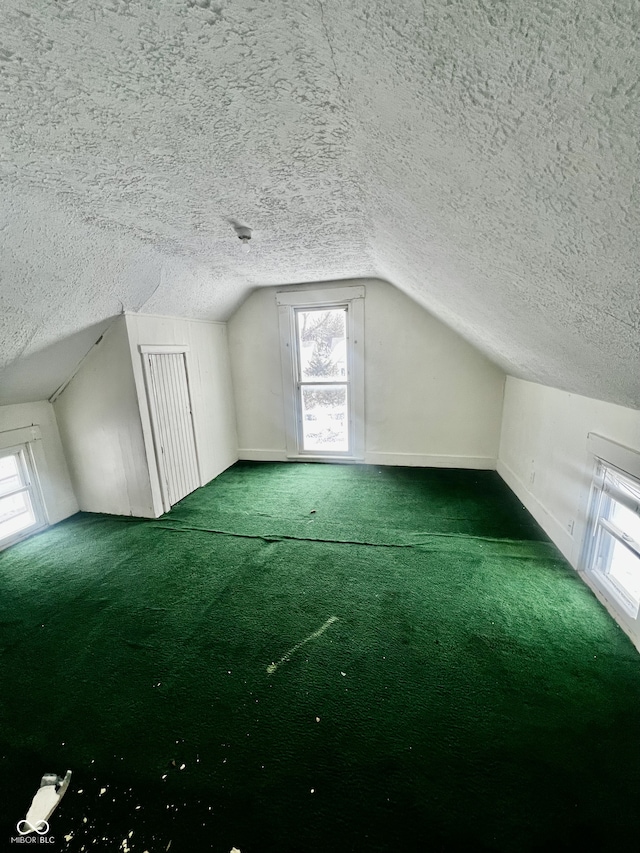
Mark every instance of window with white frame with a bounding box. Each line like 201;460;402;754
0;444;45;547
584;435;640;619
277;286;365;460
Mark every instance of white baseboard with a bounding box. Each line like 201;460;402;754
239;449;497;468
201;454;239;484
497;459;574;563
238;449;288;462
364;452;497;470
238;447;496;471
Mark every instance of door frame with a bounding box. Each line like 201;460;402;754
139;345;202;513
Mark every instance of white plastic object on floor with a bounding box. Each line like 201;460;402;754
19;771;72;835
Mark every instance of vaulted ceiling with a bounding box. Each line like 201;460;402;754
1;0;638;407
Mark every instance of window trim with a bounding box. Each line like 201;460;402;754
277;286;365;461
582;434;640;620
0;442;47;550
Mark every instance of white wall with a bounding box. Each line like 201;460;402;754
228;286;290;460
498;377;640;645
54;314;237;519
228;278;505;467
125;314;238;516
0;401;78;524
364;279;505;466
54;317;155;517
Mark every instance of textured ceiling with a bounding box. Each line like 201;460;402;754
1;0;638;406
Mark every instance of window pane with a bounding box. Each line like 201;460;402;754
602;531;640;611
610;501;640;543
297;308;347;382
301;385;348;452
0;491;36;540
0;454;23;497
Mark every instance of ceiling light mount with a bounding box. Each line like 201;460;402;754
235;225;252;253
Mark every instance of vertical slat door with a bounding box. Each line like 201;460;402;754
146;352;200;510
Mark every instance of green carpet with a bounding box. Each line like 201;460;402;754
1;461;639;851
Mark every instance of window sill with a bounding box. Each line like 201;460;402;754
0;522;48;553
286;454;364;464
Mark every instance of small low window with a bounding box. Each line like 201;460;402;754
0;445;45;548
585;459;640;618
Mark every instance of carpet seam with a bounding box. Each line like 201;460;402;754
148;521;561;552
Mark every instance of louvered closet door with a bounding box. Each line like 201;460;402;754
145;351;200;509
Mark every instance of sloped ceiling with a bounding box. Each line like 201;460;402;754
1;0;638;407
